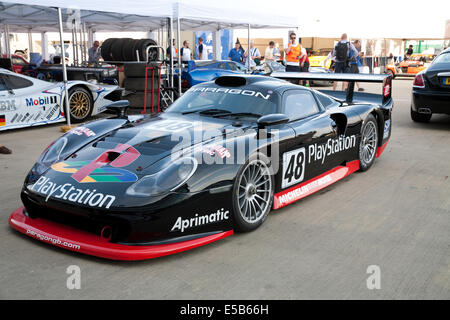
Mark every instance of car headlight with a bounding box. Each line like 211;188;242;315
126;157;198;197
39;137;68;167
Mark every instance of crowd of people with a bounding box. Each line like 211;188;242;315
166;37;209;62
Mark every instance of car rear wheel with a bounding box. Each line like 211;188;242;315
410;106;432;123
68;87;93;123
358;114;378;172
232;154;274;232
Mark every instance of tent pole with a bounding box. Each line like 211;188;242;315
71;24;76;66
169;17;174;89
5;25;11;58
28;29;33;54
58;8;72;127
177;17;182;96
247;23;250;69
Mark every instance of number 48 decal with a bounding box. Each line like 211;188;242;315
282;148;305;189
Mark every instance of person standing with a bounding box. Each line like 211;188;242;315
88;41;101;65
166;39;178;61
244;40;261;70
180;40;192;62
405;44;414;60
284;32;302;72
197;37;208;60
298;40;310;86
264;41;276;62
228;41;244;64
349;40;364;91
332;33;358;90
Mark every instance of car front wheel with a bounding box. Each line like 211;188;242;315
232;154;274;232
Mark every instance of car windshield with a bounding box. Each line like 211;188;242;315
166;86;279;118
432;52;450;65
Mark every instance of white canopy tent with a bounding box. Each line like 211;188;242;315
0;0;299;126
0;0;298;32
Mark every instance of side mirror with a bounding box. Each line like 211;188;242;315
257;113;289;128
105;100;129;117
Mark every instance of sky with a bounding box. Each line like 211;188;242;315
182;0;450;39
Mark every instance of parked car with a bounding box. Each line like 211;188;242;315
0;68;122;131
411;47;450;122
9;73;392;260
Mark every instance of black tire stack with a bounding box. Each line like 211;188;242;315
101;38;158;62
123;62;160;111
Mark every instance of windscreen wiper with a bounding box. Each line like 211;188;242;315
182;108;231;115
213;112;261;118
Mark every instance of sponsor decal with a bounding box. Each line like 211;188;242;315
30;176;116;209
383;120;390;139
11;113;19;123
282;148;305;189
46;105;60;120
282;135;356;189
145;119;193;133
70;126;96;137
0;99;17;112
0;114;5;127
25;96;58;107
171;208;230;233
26;229;81;250
274;161;360;209
308;135;356;164
52;161;138;183
22;112;31;122
191;87;271;100
202;144;231;158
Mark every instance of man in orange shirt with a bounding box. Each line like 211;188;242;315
284;32;302;72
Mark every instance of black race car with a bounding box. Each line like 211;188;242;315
9;73;393;260
411;47;450;122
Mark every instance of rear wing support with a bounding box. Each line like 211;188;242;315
271;72;392;105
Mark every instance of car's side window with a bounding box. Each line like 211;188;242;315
283;90;320;121
227;62;238;71
314;91;340;109
0;75;8;91
3;74;33;90
217;63;227;70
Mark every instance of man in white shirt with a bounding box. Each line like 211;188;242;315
264;41;276;62
181;40;192;62
244;40;261;70
197;37;208;60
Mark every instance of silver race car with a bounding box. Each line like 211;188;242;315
0;68;122;131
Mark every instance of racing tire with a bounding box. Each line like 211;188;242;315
410;107;432;123
122;38;139;61
135;39;158;62
232;153;274;232
111;38;132;61
100;38;117;61
67;87;93;123
358;114;378;172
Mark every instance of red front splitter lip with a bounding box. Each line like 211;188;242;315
9;207;233;261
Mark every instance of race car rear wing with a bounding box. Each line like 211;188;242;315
271;72;392;105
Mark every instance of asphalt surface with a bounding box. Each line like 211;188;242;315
0;79;449;299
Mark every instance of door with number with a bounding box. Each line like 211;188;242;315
279;89;337;191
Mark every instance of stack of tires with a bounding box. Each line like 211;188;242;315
123;62;160;111
101;38;158;62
